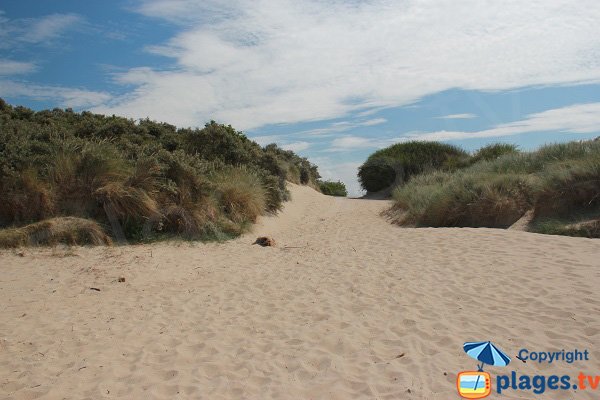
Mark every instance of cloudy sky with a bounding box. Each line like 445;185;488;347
2;0;600;195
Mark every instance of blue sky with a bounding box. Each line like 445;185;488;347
1;1;600;195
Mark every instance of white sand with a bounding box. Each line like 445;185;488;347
1;183;599;399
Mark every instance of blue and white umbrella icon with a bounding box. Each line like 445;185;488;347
463;341;511;371
463;341;511;394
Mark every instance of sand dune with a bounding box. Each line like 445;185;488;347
1;183;599;399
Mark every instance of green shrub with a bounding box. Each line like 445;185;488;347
318;180;348;197
358;157;397;192
358;141;468;192
184;121;262;165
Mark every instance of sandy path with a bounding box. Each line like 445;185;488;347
1;183;599;399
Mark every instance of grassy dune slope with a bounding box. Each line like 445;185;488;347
0;99;321;246
386;140;600;236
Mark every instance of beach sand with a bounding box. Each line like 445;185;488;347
1;183;599;399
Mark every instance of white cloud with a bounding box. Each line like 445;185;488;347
361;118;387;126
326;102;600;150
409;102;600;141
0;12;83;48
328;135;401;152
0;81;111;108
0;60;37;75
436;113;477;120
135;0;242;25
90;0;600;130
330;136;375;150
21;14;83;43
282;141;310;152
293;117;387;136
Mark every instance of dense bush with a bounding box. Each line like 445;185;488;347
358;141;469;192
318;180;348;197
357;157;397;193
0;99;321;245
388;140;600;237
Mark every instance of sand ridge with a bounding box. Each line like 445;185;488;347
1;183;599;399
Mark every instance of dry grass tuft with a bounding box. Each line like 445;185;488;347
0;217;112;248
0;168;55;225
215;168;266;224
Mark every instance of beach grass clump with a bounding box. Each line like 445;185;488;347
470;143;519;164
533;155;600;218
214;167;266;224
389;140;600;236
0;99;321;246
392;169;535;228
0;168;56;225
0;217;112;248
